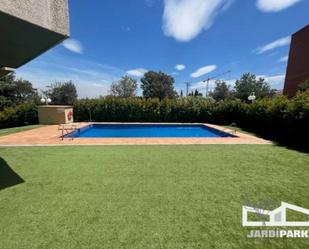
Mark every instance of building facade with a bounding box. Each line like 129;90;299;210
0;0;69;77
283;25;309;97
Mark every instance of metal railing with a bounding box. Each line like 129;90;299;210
59;124;78;140
222;123;237;135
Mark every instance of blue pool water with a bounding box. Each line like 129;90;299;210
67;124;236;138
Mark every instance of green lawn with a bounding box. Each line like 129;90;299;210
0;145;308;249
0;125;44;137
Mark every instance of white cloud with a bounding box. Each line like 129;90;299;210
122;26;131;32
258;74;286;89
163;0;233;42
256;0;301;12
146;0;156;7
256;36;291;54
190;74;285;92
190;78;235;95
175;64;186;71
127;68;148;77
62;39;83;54
15;51;125;98
92;83;106;88
190;65;217;78
17;68;112;98
191;80;211;91
190;73;286;92
278;55;289;63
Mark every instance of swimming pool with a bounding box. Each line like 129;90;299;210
67;124;236;138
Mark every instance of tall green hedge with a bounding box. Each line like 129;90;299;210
0;92;307;146
0;103;38;129
74;92;309;146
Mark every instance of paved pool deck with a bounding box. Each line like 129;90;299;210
0;123;271;146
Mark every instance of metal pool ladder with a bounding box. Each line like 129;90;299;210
229;123;237;134
222;123;237;135
59;124;78;140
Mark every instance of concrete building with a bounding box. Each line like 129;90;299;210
38;105;73;124
283;25;309;97
0;0;69;77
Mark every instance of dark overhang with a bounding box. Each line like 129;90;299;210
0;11;68;77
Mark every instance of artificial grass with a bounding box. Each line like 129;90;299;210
0;125;43;137
0;145;308;249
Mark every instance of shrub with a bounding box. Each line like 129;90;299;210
73;93;309;146
0;103;38;129
2;92;307;147
286;91;309;144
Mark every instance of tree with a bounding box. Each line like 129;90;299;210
0;73;38;110
180;90;184;97
44;81;77;105
234;73;276;101
141;71;177;99
210;80;233;101
110;76;137;97
194;89;203;97
188;89;203;97
298;80;309;92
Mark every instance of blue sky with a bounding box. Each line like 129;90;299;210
16;0;308;98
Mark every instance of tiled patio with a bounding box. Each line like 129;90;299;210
0;123;271;146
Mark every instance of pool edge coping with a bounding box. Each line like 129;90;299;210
64;123;238;139
0;122;272;146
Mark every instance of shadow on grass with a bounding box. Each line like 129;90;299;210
0;158;24;191
232;126;309;154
